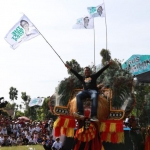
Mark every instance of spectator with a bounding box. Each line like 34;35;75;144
10;136;17;146
16;135;23;145
26;131;31;141
22;135;29;145
0;133;4;146
37;134;43;144
52;137;62;150
28;135;36;145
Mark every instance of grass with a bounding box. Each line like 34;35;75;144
0;145;43;150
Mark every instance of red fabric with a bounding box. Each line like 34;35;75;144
101;132;108;141
91;136;102;150
62;128;67;135
59;115;76;128
111;133;118;143
145;135;150;150
74;141;81;150
84;142;89;150
101;120;124;132
91;124;102;150
54;127;61;137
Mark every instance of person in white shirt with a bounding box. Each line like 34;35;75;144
28;136;36;145
10;136;17;146
2;127;7;135
29;125;35;135
0;134;4;146
52;137;62;150
16;135;23;145
35;124;41;132
26;131;31;141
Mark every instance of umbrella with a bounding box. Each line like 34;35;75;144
18;116;30;121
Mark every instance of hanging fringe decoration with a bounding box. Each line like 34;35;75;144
145;135;150;150
74;123;102;150
100;120;124;143
74;140;81;150
75;122;96;142
53;115;76;137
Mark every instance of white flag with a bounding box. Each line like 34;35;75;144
5;14;39;49
87;3;105;18
29;97;44;107
73;16;94;29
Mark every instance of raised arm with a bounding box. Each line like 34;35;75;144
95;61;112;78
65;64;83;81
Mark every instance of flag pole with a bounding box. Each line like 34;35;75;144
103;0;108;50
31;24;65;65
93;19;96;72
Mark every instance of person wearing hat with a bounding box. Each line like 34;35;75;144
51;137;62;150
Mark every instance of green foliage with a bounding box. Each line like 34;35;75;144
135;84;150;126
66;59;83;75
21;92;31;110
9;87;18;101
57;60;84;106
6;102;16;109
100;49;111;65
15;110;24;118
23;96;54;121
98;50;133;109
21;92;30;102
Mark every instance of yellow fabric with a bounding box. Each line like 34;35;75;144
100;122;106;132
101;145;105;150
53;117;60;127
63;118;69;128
78;126;84;134
109;123;116;132
66;128;74;137
106;133;111;142
117;132;124;143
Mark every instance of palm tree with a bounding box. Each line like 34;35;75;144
9;87;18;102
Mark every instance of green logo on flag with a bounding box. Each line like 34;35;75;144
77;18;82;25
11;26;24;41
89;7;96;14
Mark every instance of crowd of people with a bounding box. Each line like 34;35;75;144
0;115;63;149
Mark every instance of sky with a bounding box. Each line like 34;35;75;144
0;0;150;104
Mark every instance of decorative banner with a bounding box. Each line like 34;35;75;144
122;55;150;76
29;97;44;107
100;120;124;143
75;123;96;142
87;3;105;18
73;16;94;29
5;14;39;49
53;115;76;137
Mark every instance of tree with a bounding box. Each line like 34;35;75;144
21;92;31;109
0;102;15;117
9;87;18;102
21;92;34;119
15;110;24;118
100;49;111;65
98;49;134;111
134;84;150;118
66;59;82;75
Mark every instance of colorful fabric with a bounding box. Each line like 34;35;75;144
100;120;124;143
53;115;76;137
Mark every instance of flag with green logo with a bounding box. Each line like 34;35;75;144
29;97;44;107
5;14;39;49
87;3;105;18
73;16;94;29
